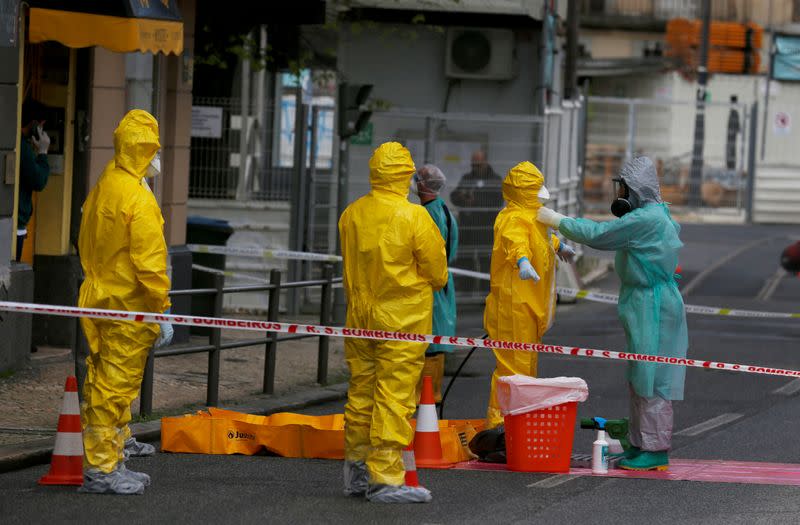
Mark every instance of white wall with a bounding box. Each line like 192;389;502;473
581;29;664;60
338;23;543;204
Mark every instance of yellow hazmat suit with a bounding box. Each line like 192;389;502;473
78;110;171;473
339;142;448;486
484;161;560;428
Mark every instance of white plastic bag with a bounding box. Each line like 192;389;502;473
497;375;588;416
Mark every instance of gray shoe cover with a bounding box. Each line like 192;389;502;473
367;484;432;503
124;438;156;458
343;460;368;497
119;464;151;487
79;468;145;495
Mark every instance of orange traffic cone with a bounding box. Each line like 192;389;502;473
402;444;420;487
39;376;84;486
413;375;453;469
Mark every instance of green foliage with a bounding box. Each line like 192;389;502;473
194;26;274;73
193;2;461;105
194;5;452;76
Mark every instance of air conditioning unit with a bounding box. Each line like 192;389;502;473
445;28;518;81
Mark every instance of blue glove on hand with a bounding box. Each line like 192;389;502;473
154;310;174;349
517;257;540;282
558;243;576;263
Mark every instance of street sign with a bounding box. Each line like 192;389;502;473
191;106;223;139
350;122;373;145
773;111;792;136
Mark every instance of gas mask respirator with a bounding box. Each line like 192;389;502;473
610;178;633;218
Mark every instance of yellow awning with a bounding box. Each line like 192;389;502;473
29;7;183;55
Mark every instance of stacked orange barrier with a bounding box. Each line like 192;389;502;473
667;19;763;49
666;18;762;75
680;48;762;74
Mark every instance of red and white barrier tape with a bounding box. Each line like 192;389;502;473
1;300;799;380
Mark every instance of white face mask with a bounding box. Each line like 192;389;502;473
146;152;161;178
410;174;418;196
537;185;550;204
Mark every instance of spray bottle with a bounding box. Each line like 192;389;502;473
580;416;630;455
592;416;609;474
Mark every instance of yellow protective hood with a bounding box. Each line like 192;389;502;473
369;142;416;197
503;161;545;210
113;110;161;180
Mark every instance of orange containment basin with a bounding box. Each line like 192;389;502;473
504;402;578;473
161;408;483;464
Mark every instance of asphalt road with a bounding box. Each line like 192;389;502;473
3;224;800;524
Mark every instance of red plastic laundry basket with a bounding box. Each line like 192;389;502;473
504;402;577;473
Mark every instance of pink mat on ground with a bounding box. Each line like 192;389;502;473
453;459;800;486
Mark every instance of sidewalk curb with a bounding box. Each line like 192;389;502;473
0;382;349;474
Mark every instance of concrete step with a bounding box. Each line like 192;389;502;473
753;165;800;224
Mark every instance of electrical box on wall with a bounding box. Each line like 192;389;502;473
445;28;518;81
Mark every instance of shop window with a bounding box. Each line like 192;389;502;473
276;70;335;169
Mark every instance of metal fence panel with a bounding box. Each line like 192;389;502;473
350;105;582;301
190;96;334;203
583;96;752;218
189;97;253;200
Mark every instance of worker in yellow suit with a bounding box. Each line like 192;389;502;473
483;161;575;428
339;142;448;504
78;109;172;495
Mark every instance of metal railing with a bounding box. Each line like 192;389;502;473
72;265;340;417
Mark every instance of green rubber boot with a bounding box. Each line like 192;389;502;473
619;451;669;471
610;446;641;460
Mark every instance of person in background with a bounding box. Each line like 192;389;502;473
450;151;504;285
17;100;51;261
339;142;447;504
78;110;173;495
726;95;740;171
412;164;459;403
537;156;687;472
483;161;574;429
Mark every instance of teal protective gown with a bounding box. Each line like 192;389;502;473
559;203;688;400
423;197;459;354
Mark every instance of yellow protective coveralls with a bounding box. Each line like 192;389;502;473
483;161;560;428
78;110;171;473
339;142;448;486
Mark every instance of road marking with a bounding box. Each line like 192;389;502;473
675;413;743;437
681;237;778;297
771;378;800;396
756;267;786;301
527;474;575;488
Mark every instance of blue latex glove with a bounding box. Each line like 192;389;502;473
517;257;540;282
558;243;576;263
154;310;173;349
